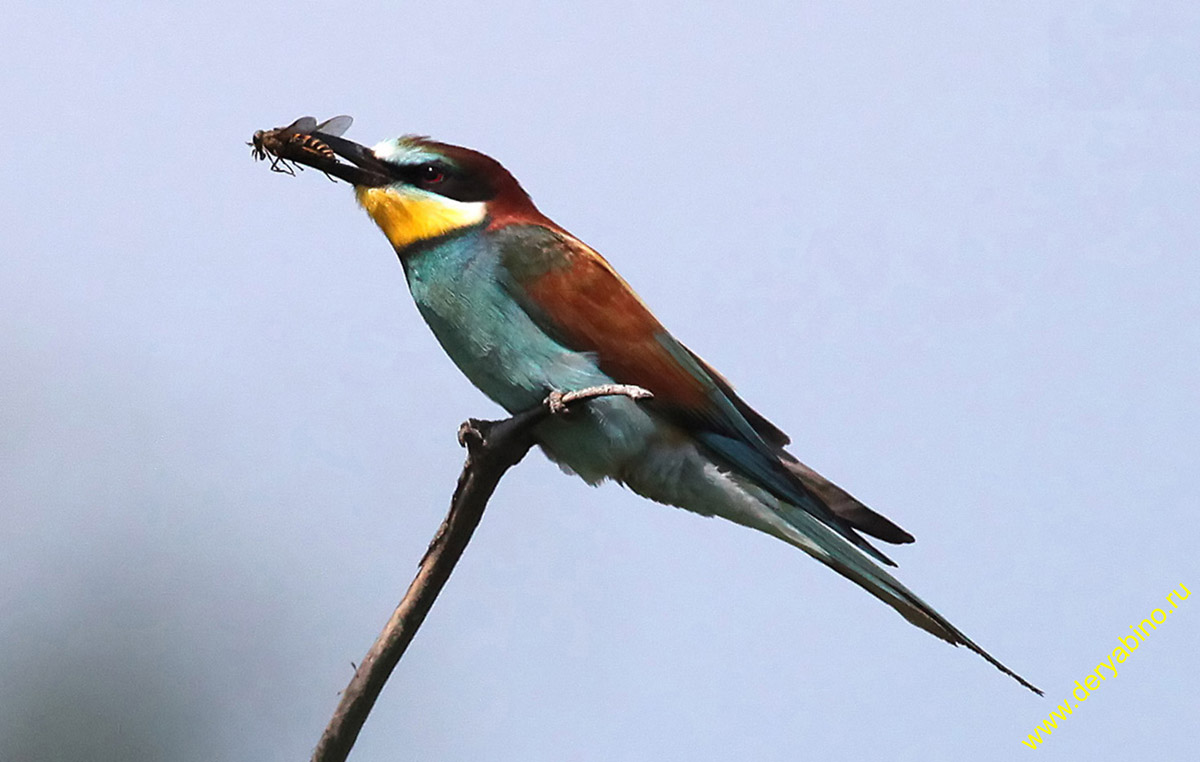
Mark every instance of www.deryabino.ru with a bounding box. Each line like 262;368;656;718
1022;584;1190;750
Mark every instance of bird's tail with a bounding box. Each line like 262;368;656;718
749;485;1043;695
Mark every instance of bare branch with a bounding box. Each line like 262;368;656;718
310;384;651;762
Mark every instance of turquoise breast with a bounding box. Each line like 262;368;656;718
400;229;611;413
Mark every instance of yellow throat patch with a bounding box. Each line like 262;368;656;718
355;186;486;250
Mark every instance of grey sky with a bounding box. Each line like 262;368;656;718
2;2;1197;759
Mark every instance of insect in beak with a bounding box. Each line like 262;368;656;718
249;114;394;187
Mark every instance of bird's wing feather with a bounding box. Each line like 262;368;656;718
495;225;899;564
686;348;791;447
495;226;778;441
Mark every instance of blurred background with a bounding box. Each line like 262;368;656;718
2;1;1197;759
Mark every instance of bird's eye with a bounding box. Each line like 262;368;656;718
419;164;445;184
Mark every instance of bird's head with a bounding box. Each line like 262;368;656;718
318;133;553;252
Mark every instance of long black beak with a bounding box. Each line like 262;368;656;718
312;134;395;187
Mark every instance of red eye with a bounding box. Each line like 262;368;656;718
421;164;445;184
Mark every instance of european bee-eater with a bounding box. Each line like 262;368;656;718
309;130;1040;694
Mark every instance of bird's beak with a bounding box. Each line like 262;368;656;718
310;134;395;187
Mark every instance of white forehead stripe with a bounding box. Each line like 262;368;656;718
371;138;446;167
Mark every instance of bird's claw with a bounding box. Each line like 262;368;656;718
546;390;568;416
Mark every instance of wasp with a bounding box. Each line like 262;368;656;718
250;115;353;176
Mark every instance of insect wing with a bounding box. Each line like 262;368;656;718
280;116;318;137
314;115;352;137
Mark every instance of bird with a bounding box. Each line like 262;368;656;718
307;128;1041;695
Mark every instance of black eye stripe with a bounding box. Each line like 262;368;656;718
388;161;495;203
389;161;448;186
